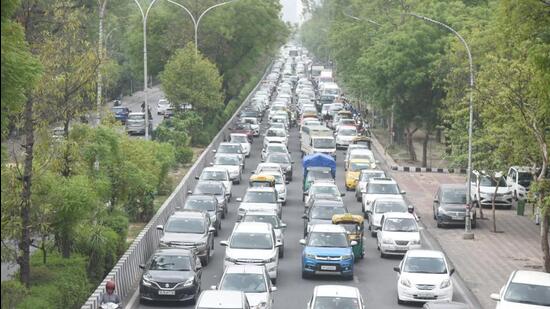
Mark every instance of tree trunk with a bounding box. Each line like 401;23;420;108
477;181;484;219
435;128;442;143
405;127;417;161
491;176;501;233
542;209;550;273
17;97;35;288
422;130;430;167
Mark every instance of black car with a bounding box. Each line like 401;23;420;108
183;195;222;235
303;200;347;237
189;181;228;218
139;248;202;303
433;184;477;228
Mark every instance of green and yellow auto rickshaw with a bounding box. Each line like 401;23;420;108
332;213;365;259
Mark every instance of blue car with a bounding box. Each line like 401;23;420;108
300;224;355;280
111;106;130;124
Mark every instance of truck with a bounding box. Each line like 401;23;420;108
301;125;336;158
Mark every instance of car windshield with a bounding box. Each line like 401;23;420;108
383;218;418;232
215;156;239;166
313;139;336;149
367;183;400;194
306;121;321;126
375;200;407;213
112;107;127;113
360;172;385;181
267;145;287;154
267;154;289;164
266;174;283;184
201;171;227;181
311;206;346;220
270;123;285;130
219;144;241;153
517;172;533;187
339;128;357;136
308;232;349;247
350;162;371;171
242;215;279;228
220;273;267;293
313;296;360;309
267;130;286;137
479;175;507;187
195;183;223;195
149;255;191;271
351;153;374;161
403;257;447;274
310;186;339;196
339;223;360;233
242;118;257;124
307;171;333;182
503;282;550;306
441;188;467;204
165;217;205;234
230;136;247;143
243;191;276;203
230;232;273;249
185;198;216;212
235;123;252;130
128;114;144;120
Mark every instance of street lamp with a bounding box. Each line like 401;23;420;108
165;0;238;55
132;0;160;140
405;12;475;239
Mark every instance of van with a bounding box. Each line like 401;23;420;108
301;125;336;157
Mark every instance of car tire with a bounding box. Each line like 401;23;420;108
397;295;404;305
380;251;386;258
343;273;354;281
191;286;200;305
371;230;377;237
272;277;277;285
279;247;284;258
513;190;518;201
472;217;477;229
201;250;209;266
436;216;443;228
221;210;226;219
214;228;218;237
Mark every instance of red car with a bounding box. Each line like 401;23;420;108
230;123;254;142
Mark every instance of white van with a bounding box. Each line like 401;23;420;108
506;166;535;200
301;125;336;157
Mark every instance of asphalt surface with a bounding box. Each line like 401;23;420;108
132;115;476;308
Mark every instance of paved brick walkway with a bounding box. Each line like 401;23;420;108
391;171;543;309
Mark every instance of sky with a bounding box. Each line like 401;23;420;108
280;0;301;24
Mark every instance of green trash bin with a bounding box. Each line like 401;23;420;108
517;200;525;216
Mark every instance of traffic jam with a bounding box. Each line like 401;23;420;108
136;44;463;309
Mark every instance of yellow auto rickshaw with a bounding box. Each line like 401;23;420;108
332;213;364;259
249;174;276;188
352;136;372;149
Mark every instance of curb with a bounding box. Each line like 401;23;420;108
391;165;467;174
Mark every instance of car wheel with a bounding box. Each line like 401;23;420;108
397;295;404;305
282;201;286;206
201;251;209;266
191;286;200;305
221;210;226;219
513;190;518;201
436;216;443;228
272;277;277;285
380;251;386;258
279;246;284;258
371;230;377;237
214;227;218;237
472;216;477;229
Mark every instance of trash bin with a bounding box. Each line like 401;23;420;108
517;200;525;216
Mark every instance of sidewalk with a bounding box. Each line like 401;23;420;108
390;169;543;309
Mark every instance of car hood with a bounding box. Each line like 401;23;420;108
240;202;278;208
496;301;548;309
380;231;420;242
401;272;450;287
308;218;332;226
214;165;239;172
478;186;510;194
346;171;360;180
304;246;352;256
144;270;194;283
161;232;206;244
439;204;468;212
245;292;270;307
265;136;286;143
226;248;275;260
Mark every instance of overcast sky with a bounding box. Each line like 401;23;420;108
280;0;301;24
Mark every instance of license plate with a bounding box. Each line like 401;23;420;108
418;293;433;298
396;246;407;250
158;290;175;295
451;216;463;220
320;265;337;271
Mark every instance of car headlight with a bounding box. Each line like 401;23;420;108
440;279;451;289
382;238;393;244
341;255;353;260
305;253;316;259
142;277;153;287
225;256;238;263
480;193;491;198
183;277;195;287
400;278;412;288
410;239;421;245
438;207;448;214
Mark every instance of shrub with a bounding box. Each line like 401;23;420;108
1;280;28;309
175;146;193;164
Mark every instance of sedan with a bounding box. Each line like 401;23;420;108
215;265;277;309
490;270;550;308
265;153;294;181
433;184;477;228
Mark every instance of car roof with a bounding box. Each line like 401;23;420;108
230;133;247;137
369;178;397;184
349;158;373;164
423;301;469;309
310;224;346;233
197;180;224;187
224;264;267;275
197;290;245;307
510;166;536;172
312;200;344;207
170;211;207;219
314;285;360;298
234;222;272;233
382;212;415;219
154;248;194;256
311;182;338;187
511;270;550;286
406;250;445;259
243;210;278;217
203;167;229;173
186;195;217;201
350;149;374;155
129;112;145;116
338;125;357;130
360;169;385;175
219;142;241;146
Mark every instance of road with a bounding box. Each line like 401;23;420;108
132;115;477;308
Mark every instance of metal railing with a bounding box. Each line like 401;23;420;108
81;61;273;309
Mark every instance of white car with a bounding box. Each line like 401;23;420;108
241;117;260;136
264;128;288;147
255;163;285;180
355;170;387;201
346;149;376;170
344;144;370;167
261;170;288;204
395;250;454;304
362;177;406;216
221;222;281;282
212;154;243;184
490;270;550;308
261;143;290;162
157;99;171;115
470;170;513;209
335;126;358;149
236;187;281;219
505;166;535;201
197;167;232;199
216;265;277;309
241;210;286;258
304;181;344;204
195;290;250;309
377;212;421;258
307;285;365;309
230;133;251;157
368;197;409;236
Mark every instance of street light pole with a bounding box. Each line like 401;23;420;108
406;12;475;239
166;0;237;55
133;0;159;140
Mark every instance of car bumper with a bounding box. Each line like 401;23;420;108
479;197;512;207
140;284;198;302
346;179;358;189
437;212;472;225
397;284;453;303
302;258;353;276
126;127;145;134
380;243;421;255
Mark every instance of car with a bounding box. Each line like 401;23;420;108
260;171;288;204
230;133;251;157
212;154;243;184
264;128;288;147
422;301;470;309
157;99;171;115
236;187;281;219
126;112;152;135
490;270;550;308
196;167;232;200
345;159;375;191
157;211;216;266
334;118;356;132
215;265;277;309
261;143;290;162
241;210;287;258
303;200;347;236
470;170;513;209
505;166;535;201
345;149;375;171
433;184;477;228
300;224;355;280
241;117;260;136
377;212;421;258
304;192;343;209
221;222;281;282
368;197;409;236
268;123;287;132
183;195;222;235
111;106;130;124
362;177;405;216
307;285;365;309
355;170;386;201
139;248;202;303
265;153;294;181
303;167;334;193
344;144;370;167
195;290;251;309
304;181;343;204
255;163;285;180
190;181;228;218
394;250;454;304
214;143;245;167
230;123;254;142
335;125;358;149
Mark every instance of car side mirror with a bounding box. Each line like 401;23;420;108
280;223;287;229
341;193;346;197
220;241;228;247
350;241;357;246
156;225;164;231
401;191;406;195
393;266;401;273
210;285;217;290
490;293;501;301
433;199;439;203
196;263;202;270
450;268;455;276
299;239;306;245
195;175;199;180
212;150;217;153
187;190;192;194
209;162;214;166
139;264;145;269
209;227;216;233
271;286;277;292
275;240;283;247
302;214;308;219
285;180;290;184
236;197;243;202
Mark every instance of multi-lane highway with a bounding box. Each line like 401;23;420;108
131;111;476;308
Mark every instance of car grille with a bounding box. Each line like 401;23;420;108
395;240;409;246
315;255;342;261
155;281;180;289
416;284;436;290
236;259;264;264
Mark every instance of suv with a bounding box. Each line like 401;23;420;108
126;112;152;135
183;195;221;235
221;222;281;282
190;181;228;218
470;171;512;209
215;265;277;309
157;211;216;266
236;187;280;219
362;178;405;216
214;143;245;167
506;166;535;201
304;181;344;204
490;270;550;308
368;197;408;236
307;285;365;309
355;170;386;201
241;210;287;258
377;212;421;258
195;290;251;309
300;224;355;280
197;167;232;200
303;200;347;236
